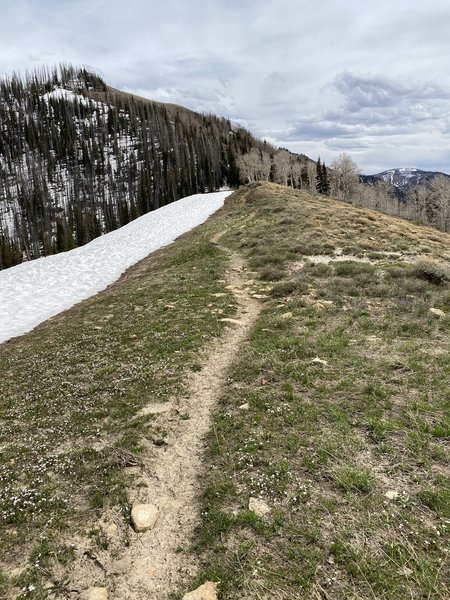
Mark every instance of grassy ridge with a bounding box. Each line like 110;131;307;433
188;183;450;599
1;182;449;599
0;222;238;598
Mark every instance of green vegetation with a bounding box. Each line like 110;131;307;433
188;183;450;599
0;223;236;597
1;182;450;598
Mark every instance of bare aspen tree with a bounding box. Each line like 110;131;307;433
330;153;359;201
306;161;317;194
273;150;291;186
427;175;450;231
237;149;271;183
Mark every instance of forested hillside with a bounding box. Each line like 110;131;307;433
0;66;280;269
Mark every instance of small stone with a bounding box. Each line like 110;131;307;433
385;490;399;500
104;522;119;539
220;318;241;325
182;581;218;600
249;497;271;517
84;588;108;600
252;293;268;299
139;402;172;416
212;292;226;298
280;311;293;319
130;504;159;532
310;357;328;366
429;307;445;317
238;403;250;411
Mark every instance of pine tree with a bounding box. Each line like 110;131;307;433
321;162;330;195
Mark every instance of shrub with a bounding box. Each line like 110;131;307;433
259;265;286;281
413;260;450;286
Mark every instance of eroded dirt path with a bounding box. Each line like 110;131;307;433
110;235;261;599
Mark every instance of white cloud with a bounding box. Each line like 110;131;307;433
1;0;450;173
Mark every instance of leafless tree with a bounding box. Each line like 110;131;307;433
330;153;359;201
237;149;271;183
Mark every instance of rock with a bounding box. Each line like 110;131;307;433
84;588;108;600
183;581;218;600
212;292;226;298
385;490;399;500
249;497;271;517
103;522;119;540
252;293;268;299
280;311;293;319
429;307;445;317
310;357;328;366
220;318;241;325
138;402;172;416
130;504;159;532
238;403;250;411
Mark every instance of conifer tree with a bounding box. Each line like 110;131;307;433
0;64;277;270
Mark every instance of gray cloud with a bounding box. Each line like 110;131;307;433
2;0;450;173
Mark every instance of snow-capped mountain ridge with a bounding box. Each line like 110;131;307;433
365;167;450;189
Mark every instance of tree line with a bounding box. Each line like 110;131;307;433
327;153;450;233
236;147;330;195
2;65;447;271
0;65;273;269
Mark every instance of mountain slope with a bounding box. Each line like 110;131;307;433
361;167;450;190
1;182;449;599
0;190;230;344
0;65;270;269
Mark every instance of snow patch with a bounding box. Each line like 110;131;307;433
0;191;231;344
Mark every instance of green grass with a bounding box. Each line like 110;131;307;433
2;182;450;599
0;224;236;597
185;183;450;599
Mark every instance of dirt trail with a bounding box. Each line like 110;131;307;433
110;235;261;599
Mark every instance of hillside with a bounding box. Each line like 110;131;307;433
0;191;230;344
0;66;272;270
361;168;450;191
0;182;449;599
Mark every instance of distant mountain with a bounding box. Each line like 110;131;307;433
361;167;450;190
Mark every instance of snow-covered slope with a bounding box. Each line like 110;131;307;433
0;190;231;344
363;167;450;189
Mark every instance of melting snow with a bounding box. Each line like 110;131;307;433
0;191;231;344
42;88;87;104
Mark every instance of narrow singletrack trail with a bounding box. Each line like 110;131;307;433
111;235;261;599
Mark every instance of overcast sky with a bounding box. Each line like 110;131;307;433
1;0;450;174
